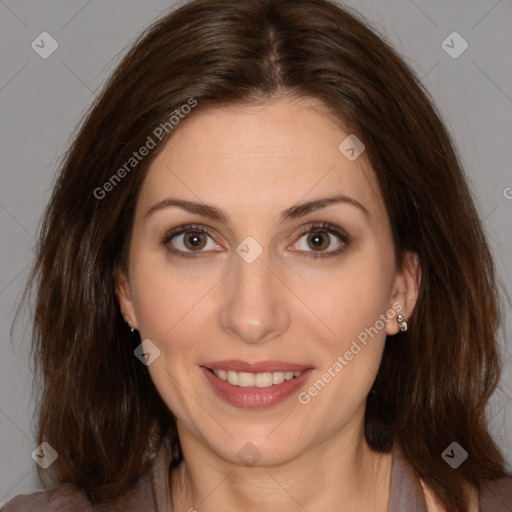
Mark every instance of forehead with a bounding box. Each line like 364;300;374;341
137;97;385;226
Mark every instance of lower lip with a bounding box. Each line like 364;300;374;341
201;367;313;409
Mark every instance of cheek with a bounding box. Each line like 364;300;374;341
293;251;393;412
298;251;395;347
297;277;390;425
129;263;214;416
129;248;216;339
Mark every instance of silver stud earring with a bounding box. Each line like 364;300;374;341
123;313;136;332
397;314;408;332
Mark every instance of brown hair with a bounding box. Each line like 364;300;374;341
22;0;508;510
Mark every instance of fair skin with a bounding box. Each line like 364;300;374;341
115;95;464;511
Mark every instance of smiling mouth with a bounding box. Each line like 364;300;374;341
206;368;303;388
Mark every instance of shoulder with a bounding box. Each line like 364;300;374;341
2;431;174;512
479;475;512;512
420;475;512;512
1;483;94;512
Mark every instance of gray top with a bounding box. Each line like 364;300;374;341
3;434;512;511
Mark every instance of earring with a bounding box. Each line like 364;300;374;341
397;314;408;332
123;311;136;332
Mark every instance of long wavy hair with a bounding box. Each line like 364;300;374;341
21;0;508;510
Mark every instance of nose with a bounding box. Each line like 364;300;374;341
218;247;290;345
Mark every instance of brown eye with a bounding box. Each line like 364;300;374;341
290;222;350;259
182;231;207;251
162;224;222;258
307;231;331;251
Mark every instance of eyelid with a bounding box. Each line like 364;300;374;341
293;221;349;240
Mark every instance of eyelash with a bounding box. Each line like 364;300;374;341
160;221;350;260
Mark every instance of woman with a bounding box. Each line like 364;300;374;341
3;0;511;510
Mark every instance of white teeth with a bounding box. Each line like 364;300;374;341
238;372;255;387
272;372;285;385
255;372;273;388
227;371;238;385
212;369;303;388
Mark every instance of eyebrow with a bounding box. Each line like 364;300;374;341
145;194;368;224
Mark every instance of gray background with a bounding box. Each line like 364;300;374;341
1;0;511;505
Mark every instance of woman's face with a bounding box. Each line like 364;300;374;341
116;96;419;466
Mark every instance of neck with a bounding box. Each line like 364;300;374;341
170;418;393;511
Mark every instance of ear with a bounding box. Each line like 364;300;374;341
386;250;421;335
114;265;138;330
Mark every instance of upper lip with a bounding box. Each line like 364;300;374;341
202;360;313;373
